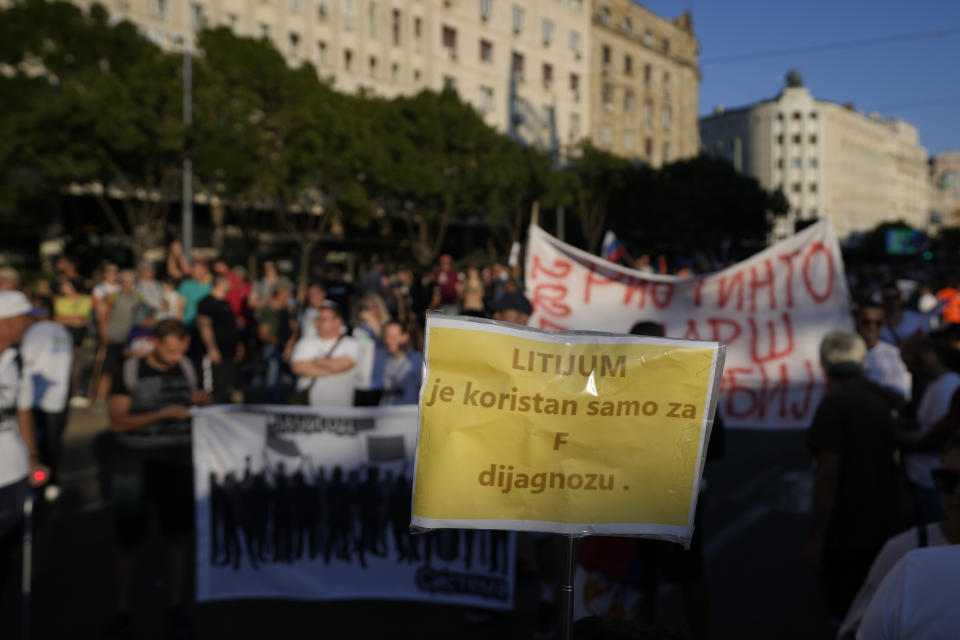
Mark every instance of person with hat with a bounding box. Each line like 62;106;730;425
804;330;901;621
0;291;48;632
491;291;533;325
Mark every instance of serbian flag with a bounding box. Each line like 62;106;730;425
601;230;627;263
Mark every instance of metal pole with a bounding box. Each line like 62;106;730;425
558;534;576;640
21;492;34;640
557;205;565;242
182;45;194;258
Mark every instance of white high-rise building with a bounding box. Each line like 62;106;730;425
700;71;930;240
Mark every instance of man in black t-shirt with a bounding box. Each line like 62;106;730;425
105;319;211;638
805;330;901;621
197;274;242;403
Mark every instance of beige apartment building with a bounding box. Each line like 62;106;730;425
64;0;591;152
588;0;699;166
700;72;930;240
930;152;960;227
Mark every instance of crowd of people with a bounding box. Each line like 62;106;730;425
2;244;960;639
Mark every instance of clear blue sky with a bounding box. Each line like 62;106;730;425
640;0;960;156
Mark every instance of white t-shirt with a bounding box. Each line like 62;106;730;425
92;281;120;302
906;372;960;488
291;335;360;407
17;321;73;413
0;348;28;488
863;341;912;401
839;523;950;638
857;546;960;640
299;306;320;342
879;310;930;346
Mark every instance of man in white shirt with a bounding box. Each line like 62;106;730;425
291;303;360;407
879;283;931;347
17;311;72;501
900;333;960;522
856;546;960;640
0;291;48;632
856;302;911;404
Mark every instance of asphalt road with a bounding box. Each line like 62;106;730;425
21;408;835;639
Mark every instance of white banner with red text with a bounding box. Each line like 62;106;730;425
192;404;515;608
524;219;853;428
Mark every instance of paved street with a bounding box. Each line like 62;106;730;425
25;409;835;639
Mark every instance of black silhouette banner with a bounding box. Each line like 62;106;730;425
192;405;516;608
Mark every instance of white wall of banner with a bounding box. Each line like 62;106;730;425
192;405;515;608
525;219;854;428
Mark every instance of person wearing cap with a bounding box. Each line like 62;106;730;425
491;291;533;325
0;291;49;630
16;302;72;502
804;330;901;621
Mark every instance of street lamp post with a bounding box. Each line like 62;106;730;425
182;45;193;258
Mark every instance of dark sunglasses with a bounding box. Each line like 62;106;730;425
931;468;960;493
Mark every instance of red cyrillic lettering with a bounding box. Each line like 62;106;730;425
530;254;572;280
585;268;615;304
682;319;701;340
749;259;776;312
748;313;795;364
532;283;571;317
650;282;675;309
716;271;744;311
777;249;802;308
802;242;834;303
708;318;741;345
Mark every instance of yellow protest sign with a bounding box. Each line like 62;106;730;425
411;315;725;542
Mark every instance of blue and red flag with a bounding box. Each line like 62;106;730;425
602;230;627;263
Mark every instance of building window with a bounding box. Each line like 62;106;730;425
344;49;353;70
289;32;301;58
479;0;492;20
343;0;355;29
792;183;802;193
776;158;783;169
414;17;422;49
598;6;611;24
317;41;327;65
189;3;205;30
224;12;238;31
443;75;456;91
777;134;784;144
620;17;631;32
809;183;818;193
663;71;670;95
569;113;580;140
391;62;399;82
569;31;580;57
792;134;801;144
257;23;270;38
601;124;613;145
643;100;652;126
809;208;818;217
512;6;524;33
150;0;167;19
368;2;377;37
663;38;670;53
663;142;671;162
602;83;613;110
791;157;801;169
810;111;818;119
624;55;632;76
624;88;635;113
645;136;653;158
368;55;377;78
643;64;651;86
391;9;401;44
662;106;671;131
643;28;653;45
442;25;457;55
792;111;801;120
809;134;817;144
624;131;635;152
479;86;493;112
777;112;784;121
542;19;553;45
542;63;553;87
602;44;611;64
289;0;301;11
569;73;579;94
413;69;421;85
512;51;524;77
809;158;818;168
480;39;493;62
317;0;328;17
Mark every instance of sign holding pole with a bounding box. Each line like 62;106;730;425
411;314;726;545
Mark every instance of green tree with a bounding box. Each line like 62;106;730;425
564;143;631;254
1;0;183;261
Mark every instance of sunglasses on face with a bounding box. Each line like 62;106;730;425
931;468;960;493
